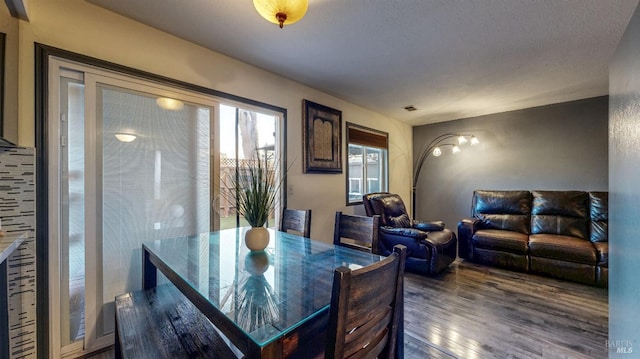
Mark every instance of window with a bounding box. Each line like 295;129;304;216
218;105;282;229
346;123;388;205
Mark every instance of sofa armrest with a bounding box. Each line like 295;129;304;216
378;226;430;259
458;218;480;259
413;220;445;231
380;226;429;240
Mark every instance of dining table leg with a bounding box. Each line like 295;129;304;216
142;247;157;290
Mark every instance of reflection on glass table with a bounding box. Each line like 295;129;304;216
142;227;383;358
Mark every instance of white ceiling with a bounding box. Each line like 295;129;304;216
87;0;639;126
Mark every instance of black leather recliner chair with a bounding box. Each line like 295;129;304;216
362;192;457;274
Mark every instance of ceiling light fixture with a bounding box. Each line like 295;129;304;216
115;133;137;143
156;97;184;111
253;0;308;28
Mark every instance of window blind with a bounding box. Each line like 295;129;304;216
347;125;388;149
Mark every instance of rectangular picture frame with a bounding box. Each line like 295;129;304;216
302;100;342;173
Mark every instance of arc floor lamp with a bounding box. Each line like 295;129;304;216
412;133;479;220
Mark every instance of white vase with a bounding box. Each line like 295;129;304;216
244;251;270;275
245;227;270;251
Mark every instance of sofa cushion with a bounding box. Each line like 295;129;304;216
590;192;608;242
472;190;531;234
531;191;589;239
593;241;608;266
473;229;529;254
531;215;589;239
529;234;597;265
532;190;589;217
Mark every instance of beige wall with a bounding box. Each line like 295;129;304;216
15;0;412;242
1;5;19;142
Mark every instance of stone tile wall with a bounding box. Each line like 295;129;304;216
0;146;36;359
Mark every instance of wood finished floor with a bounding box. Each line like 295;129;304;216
86;259;608;359
403;259;608;359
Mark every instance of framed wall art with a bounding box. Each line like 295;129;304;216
302;100;342;173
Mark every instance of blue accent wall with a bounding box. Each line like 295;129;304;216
609;1;640;355
412;96;608;232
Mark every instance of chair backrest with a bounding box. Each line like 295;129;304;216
279;208;312;238
333;211;380;253
362;192;392;217
531;190;589;239
325;245;407;359
472;190;531;234
362;192;412;228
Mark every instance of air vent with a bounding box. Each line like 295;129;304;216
403;105;417;112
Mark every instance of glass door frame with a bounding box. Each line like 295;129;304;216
44;55;287;359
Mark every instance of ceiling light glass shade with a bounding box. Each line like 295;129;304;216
470;136;480;145
253;0;308;28
452;145;461;154
156;97;184;111
115;133;137;143
458;135;468;145
432;147;442;157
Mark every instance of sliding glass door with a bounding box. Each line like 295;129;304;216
57;73;86;351
48;58;285;358
90;80;214;341
218;104;280;229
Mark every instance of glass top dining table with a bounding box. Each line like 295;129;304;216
141;227;384;358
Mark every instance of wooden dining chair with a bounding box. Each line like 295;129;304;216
325;244;407;359
280;208;312;238
333;211;380;253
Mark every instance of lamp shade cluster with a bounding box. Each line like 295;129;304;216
431;135;479;157
414;134;480;185
412;133;480;219
253;0;308;28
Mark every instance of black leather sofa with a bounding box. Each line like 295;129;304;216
363;192;457;275
458;190;608;287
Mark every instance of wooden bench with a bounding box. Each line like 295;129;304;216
115;283;238;359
